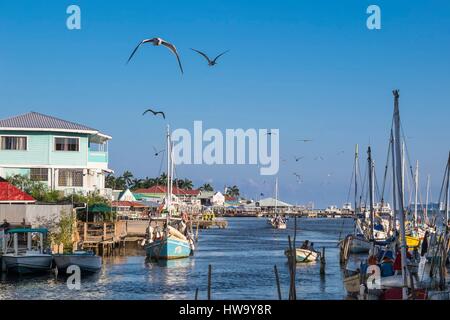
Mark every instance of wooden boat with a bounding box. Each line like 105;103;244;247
53;251;102;273
285;248;319;263
344;272;361;295
2;228;52;274
405;235;420;248
145;126;194;261
349;235;372;254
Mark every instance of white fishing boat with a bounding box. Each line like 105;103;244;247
349;235;372;254
2;228;52;274
344;271;361;295
53;251;102;273
285;248;319;263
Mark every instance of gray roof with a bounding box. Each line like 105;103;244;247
0;112;97;132
197;191;215;199
257;197;293;207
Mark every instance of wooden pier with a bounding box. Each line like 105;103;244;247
195;218;228;229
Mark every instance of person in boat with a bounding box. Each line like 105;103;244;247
309;242;317;253
0;219;10;231
301;240;310;250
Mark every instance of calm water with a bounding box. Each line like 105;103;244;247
0;217;355;300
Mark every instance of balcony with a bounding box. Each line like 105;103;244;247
88;151;108;163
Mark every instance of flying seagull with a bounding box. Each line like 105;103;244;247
127;37;184;74
265;130;277;136
294;156;304;162
297;139;313;143
152;146;165;157
191;48;229;66
143;109;166;119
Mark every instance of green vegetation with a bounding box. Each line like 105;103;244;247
106;172;195;190
6;174;109;205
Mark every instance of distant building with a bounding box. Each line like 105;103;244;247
197;191;225;207
0;112;112;196
134;185;200;202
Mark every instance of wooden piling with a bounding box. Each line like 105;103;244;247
320;247;326;276
287;235;297;300
195;288;199;300
274;265;282;300
207;264;212;300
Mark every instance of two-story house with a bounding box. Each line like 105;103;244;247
0;112;112;196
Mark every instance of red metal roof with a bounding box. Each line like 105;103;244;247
135;185;200;196
0;181;36;203
111;201;147;208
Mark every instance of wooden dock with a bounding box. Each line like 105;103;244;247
194;218;228;229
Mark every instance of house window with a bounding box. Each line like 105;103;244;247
58;169;83;187
1;136;27;150
55;137;79;151
30;168;49;182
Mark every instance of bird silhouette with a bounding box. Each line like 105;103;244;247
265;130;277;136
294;156;304;162
143;109;166;119
297;139;313;143
191;48;229;66
127;37;183;74
152;146;165;157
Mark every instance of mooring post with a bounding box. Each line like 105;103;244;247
274;265;282;300
195;288;199;300
320;247;326;276
207;264;212;300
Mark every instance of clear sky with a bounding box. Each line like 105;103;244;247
1;0;449;207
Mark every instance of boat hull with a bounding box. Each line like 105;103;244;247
2;254;53;274
146;236;192;260
285;248;319;263
53;254;102;273
349;236;371;254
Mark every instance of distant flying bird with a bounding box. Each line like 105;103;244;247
297;139;313;143
314;156;324;161
191;48;229;66
127;37;183;74
293;173;303;184
143;109;166;119
294;156;304;162
337;150;345;155
152;146;165;157
265;130;277;136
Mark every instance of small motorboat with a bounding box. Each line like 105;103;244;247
344;271;362;296
53;251;102;273
2;228;53;274
285;247;319;263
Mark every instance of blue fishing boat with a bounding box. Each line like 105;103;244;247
145;125;194;261
146;233;192;260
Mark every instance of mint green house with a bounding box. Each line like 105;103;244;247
0;112;112;195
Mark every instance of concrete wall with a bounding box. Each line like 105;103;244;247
0;204;72;226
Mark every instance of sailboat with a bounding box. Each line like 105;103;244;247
145;126;194;260
348;144;372;254
271;178;287;229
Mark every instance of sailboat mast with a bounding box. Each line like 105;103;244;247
354;144;359;216
414;160;419;228
166;125;171;212
392;90;409;300
367;146;375;240
425;174;430;224
391;129;398;232
275;177;279;215
446;152;450;226
402;141;406;206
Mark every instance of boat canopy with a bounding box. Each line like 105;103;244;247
6;228;48;234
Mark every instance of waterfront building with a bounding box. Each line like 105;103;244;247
0;112;112;196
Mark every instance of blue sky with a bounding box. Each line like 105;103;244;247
0;0;449;207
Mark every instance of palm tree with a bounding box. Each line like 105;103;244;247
121;171;134;189
105;173;116;189
226;185;240;198
199;183;214;192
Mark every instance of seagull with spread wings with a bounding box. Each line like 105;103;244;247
127;37;183;74
191;48;229;66
143;109;166;119
152;146;165;157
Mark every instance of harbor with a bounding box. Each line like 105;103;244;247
1;0;450;306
